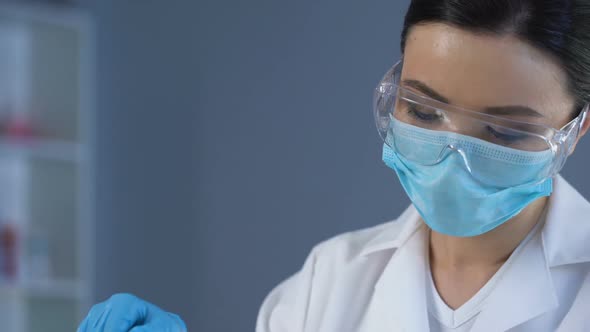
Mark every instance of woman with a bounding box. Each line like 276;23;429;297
78;0;590;331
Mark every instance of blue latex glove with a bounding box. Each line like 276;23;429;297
77;293;187;332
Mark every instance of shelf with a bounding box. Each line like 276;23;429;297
0;279;86;300
0;2;89;29
0;2;93;330
0;138;84;163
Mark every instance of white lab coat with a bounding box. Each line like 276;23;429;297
256;175;590;332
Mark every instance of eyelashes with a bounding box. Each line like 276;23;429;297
403;102;528;145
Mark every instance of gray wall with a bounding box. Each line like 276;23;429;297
80;0;590;331
193;1;413;330
80;0;198;327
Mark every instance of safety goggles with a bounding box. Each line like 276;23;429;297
373;60;589;186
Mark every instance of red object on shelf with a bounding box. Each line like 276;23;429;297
5;115;35;140
0;224;18;280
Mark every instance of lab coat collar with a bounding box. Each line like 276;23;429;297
359;204;422;257
542;174;590;267
469;221;558;331
358;174;590;331
363;218;559;332
363;219;430;332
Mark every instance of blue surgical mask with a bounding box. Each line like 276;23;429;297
382;118;553;237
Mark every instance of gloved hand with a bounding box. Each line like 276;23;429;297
77;293;187;332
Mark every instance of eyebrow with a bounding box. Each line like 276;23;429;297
401;79;544;118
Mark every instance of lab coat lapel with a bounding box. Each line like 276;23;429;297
555;271;590;331
545;175;590;331
542;175;590;267
470;221;558;332
363;221;430;332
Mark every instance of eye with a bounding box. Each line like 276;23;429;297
486;126;527;143
406;103;443;122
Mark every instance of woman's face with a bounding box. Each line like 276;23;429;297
402;23;578;132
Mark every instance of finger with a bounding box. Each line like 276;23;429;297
128;318;185;332
76;317;89;332
166;313;188;332
143;304;186;332
80;302;108;330
104;293;149;332
93;304;112;329
128;313;187;332
142;303;187;332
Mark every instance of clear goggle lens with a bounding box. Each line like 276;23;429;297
394;92;551;153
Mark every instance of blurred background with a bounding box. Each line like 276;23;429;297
0;0;589;331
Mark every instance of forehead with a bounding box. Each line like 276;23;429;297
402;23;574;125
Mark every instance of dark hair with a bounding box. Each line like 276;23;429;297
401;0;590;115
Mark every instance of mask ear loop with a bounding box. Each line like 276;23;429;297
576;104;589;139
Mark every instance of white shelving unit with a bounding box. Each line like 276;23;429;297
0;3;94;332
